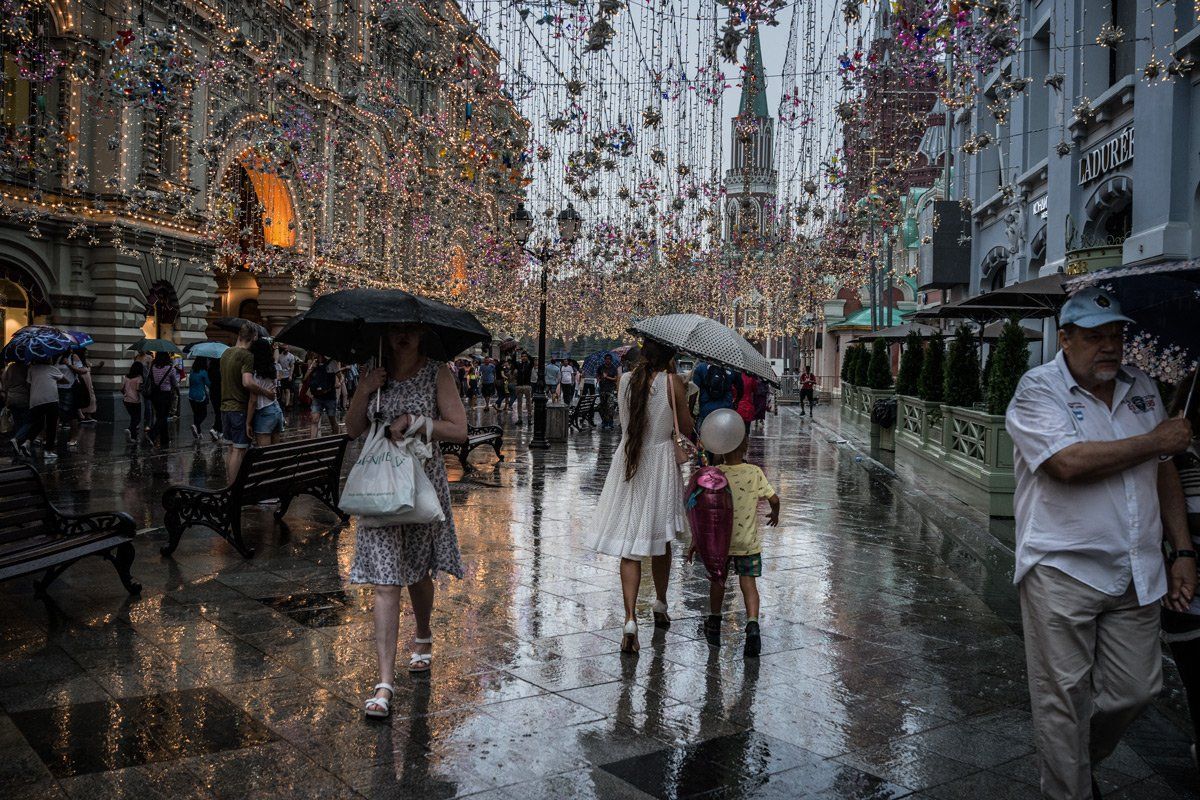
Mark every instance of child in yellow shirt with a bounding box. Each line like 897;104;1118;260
691;433;780;657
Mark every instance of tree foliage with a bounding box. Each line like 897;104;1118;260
985;319;1030;414
943;325;982;408
867;338;894;389
854;343;871;386
895;331;924;396
917;334;945;402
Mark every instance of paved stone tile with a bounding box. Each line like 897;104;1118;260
0;408;1195;798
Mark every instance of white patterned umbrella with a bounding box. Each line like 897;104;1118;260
628;314;780;385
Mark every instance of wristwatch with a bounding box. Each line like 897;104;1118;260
1169;549;1198;564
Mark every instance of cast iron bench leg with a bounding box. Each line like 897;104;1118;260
101;542;141;595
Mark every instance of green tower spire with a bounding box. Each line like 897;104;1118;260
738;28;769;119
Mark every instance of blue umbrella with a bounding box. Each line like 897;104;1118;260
68;330;94;349
1;325;75;364
185;341;229;359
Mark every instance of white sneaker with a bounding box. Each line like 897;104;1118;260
43;451;58;462
209;429;220;442
191;424;200;438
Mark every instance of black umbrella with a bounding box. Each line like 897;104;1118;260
275;289;491;363
214;316;270;339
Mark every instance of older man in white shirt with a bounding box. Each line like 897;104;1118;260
1007;287;1195;799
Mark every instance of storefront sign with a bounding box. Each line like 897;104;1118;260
1031;195;1047;220
1078;127;1134;186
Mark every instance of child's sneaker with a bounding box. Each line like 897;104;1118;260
744;620;761;658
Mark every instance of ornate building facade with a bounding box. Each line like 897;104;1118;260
0;0;527;401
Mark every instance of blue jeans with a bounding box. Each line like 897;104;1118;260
252;402;284;435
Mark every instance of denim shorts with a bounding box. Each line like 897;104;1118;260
221;410;250;448
311;396;337;416
253;403;284;435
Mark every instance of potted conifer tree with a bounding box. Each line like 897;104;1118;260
941;324;1017;517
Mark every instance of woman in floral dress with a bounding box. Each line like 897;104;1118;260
345;324;467;718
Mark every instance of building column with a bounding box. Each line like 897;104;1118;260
256;276;313;336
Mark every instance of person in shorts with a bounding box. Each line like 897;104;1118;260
219;323;270;477
247;339;283;445
690;430;780;658
305;354;340;436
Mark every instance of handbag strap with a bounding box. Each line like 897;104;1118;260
665;371;682;442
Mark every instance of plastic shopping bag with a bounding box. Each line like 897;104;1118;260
341;423;416;519
371;434;445;525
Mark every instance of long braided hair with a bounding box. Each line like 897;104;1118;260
623;338;678;481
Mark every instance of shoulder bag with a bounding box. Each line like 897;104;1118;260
665;372;696;466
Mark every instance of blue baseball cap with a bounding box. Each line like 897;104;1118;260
1059;287;1134;329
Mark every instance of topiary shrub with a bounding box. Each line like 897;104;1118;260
917;334;945;402
867;338;894;389
986;319;1030;415
895;331;924;396
853;343;871;386
943;325;982;408
841;347;856;384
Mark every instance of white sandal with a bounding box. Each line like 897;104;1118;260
364;682;393;718
409;636;433;673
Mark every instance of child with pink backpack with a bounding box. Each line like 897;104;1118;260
688;412;780;657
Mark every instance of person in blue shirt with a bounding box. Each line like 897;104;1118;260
544;359;562;401
692;361;741;428
480;358;497;407
188;358;212;440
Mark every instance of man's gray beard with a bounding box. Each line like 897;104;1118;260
1095;367;1119;382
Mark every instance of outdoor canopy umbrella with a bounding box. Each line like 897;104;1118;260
628;313;779;385
276;288;491;363
855;322;943;342
1;325;75;364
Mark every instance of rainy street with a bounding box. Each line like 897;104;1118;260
0;407;1194;800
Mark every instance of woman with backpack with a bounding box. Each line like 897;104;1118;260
588;339;693;655
147;351;180;449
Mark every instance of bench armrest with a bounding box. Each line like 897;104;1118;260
55;510;137;540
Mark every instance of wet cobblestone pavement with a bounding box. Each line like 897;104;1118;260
1;406;1197;798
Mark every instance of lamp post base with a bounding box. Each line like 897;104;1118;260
530;391;549;450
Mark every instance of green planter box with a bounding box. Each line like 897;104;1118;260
896;395;944;458
939;405;1015;517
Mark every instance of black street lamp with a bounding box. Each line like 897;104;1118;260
509;201;583;450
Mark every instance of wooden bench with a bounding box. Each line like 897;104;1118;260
440;425;503;471
0;465;140;596
161;435;350;558
569;394;598;431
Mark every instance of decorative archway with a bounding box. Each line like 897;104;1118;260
449;242;468;297
981;246;1010;291
1083;175;1133;244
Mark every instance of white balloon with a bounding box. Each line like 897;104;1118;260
700;408;745;455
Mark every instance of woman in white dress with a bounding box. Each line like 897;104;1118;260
588;338;693;654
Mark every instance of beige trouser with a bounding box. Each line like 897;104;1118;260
515;386;532;420
1020;564;1162;800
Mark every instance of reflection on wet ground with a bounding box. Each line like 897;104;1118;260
0;406;1194;798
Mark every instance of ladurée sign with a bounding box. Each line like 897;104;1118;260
1078;126;1134;186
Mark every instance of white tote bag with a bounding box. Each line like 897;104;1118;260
341;422;416;519
376;433;445;525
